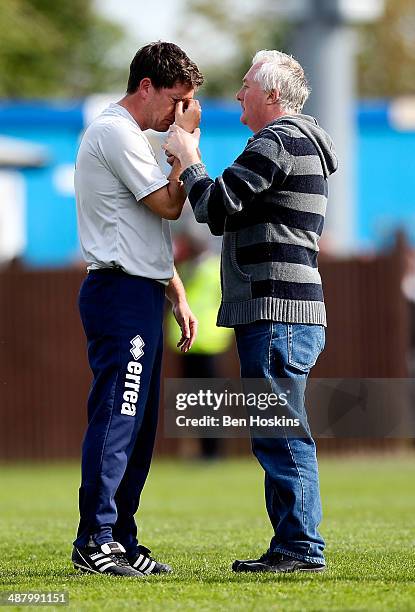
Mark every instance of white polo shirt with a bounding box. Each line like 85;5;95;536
75;103;173;282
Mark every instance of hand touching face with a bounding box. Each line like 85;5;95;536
149;82;195;132
175;99;201;133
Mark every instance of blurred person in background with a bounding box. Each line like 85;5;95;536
165;50;338;573
72;42;203;577
166;221;233;459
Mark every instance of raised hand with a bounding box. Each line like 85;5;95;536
175;99;201;133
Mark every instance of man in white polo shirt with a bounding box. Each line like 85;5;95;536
72;42;203;577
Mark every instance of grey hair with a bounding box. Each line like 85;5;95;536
252;50;311;114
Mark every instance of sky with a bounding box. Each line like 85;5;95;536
96;0;239;66
97;0;182;45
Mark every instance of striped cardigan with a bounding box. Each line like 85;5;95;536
180;114;338;328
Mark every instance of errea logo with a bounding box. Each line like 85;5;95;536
130;335;145;360
121;334;145;417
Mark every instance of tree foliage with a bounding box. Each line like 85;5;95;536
0;0;125;97
185;0;415;99
357;0;415;97
181;0;286;97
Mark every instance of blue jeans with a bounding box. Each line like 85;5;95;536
234;321;326;564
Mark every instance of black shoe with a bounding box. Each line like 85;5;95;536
72;541;144;577
127;545;172;574
232;551;326;573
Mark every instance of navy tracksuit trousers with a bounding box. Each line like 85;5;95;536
74;269;165;554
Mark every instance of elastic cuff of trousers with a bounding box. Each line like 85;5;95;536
73;536;113;548
271;547;325;565
73;539;87;548
93;536;114;546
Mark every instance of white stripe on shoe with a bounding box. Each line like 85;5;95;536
90;552;105;560
99;562;116;572
73;562;100;574
74;549;101;574
143;560;156;575
138;558;151;572
95;557;112;566
133;554;144;568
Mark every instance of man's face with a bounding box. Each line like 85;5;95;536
148;82;195;132
236;63;269;133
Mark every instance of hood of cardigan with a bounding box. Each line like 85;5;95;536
274;114;338;179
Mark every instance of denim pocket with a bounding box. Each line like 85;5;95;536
287;324;325;373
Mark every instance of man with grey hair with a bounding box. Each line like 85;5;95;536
165;50;337;573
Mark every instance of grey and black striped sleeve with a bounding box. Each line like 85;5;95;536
180;130;292;236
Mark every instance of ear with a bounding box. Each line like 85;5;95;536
267;89;280;105
138;77;153;98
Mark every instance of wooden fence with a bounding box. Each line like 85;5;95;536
0;238;411;460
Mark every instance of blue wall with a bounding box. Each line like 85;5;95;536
0;99;414;267
0;102;83;266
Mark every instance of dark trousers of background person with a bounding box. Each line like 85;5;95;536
182;353;223;459
74;269;164;555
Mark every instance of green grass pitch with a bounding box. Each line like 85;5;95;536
0;456;414;611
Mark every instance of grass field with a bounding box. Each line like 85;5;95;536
0;456;414;611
